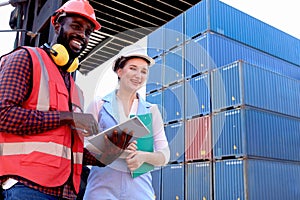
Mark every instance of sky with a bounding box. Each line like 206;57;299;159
0;2;15;56
220;0;300;39
1;0;300;57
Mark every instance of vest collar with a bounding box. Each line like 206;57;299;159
102;90;151;122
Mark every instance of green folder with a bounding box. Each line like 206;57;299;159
130;113;154;178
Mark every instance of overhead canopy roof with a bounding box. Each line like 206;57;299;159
77;0;201;75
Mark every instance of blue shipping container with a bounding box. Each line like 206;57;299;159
162;82;184;123
211;61;300;117
184;32;300;79
151;167;162;200
164;46;184;86
147;56;163;93
186;162;212;200
214;158;300;200
146;90;164;119
161;164;184;200
185;73;210;118
185;0;300;66
165;121;185;163
147;27;164;58
164;13;185;51
184;34;209;77
212;107;300;161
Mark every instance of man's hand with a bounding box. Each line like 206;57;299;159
98;130;133;165
60;112;99;136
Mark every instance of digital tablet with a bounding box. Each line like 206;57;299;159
87;116;150;153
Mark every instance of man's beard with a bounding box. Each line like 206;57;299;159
56;27;87;59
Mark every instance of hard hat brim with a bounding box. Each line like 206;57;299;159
123;53;155;67
51;11;101;31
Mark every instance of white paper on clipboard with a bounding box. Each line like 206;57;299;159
86;116;150;154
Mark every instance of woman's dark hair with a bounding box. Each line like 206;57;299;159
113;56;127;72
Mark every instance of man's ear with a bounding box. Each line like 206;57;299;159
54;22;61;34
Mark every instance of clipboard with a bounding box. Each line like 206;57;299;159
87;116;150;153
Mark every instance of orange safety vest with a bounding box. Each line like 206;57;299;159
0;47;84;193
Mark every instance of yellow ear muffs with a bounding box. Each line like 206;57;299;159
50;44;69;66
48;44;79;72
67;57;79;72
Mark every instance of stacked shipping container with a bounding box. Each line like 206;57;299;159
145;0;300;199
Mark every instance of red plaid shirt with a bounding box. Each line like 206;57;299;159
0;48;103;199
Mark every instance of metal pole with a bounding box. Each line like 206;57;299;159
0;1;10;7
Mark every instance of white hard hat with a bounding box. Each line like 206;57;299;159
113;44;155;72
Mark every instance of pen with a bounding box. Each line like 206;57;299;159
71;126;88;134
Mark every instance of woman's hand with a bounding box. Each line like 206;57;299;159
120;140;137;159
126;150;147;171
126;140;137;151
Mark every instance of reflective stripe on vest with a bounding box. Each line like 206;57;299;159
0;142;83;164
31;48;50;111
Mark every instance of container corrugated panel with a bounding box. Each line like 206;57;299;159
162;82;184;123
211;61;300;117
164;13;185;51
161;164;184;200
185;0;300;66
184;35;209;78
184;0;208;38
212;107;300;161
185;73;210;118
209;0;300;67
151;167;162;200
211;61;241;112
163;46;184;86
214;158;300;200
146;56;163;93
165;121;184;163
186;162;212;200
184;32;300;79
146;90;164;119
185;115;211;161
147;27;164;58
